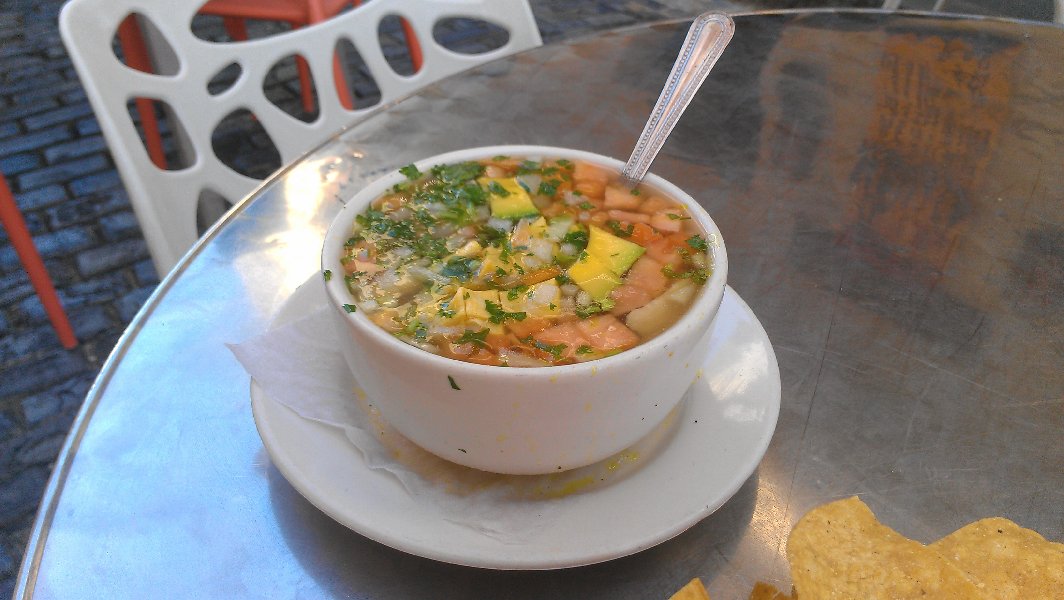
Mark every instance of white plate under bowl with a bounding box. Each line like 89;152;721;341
251;282;780;570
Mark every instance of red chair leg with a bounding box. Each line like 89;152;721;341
221;15;249;40
400;18;422;72
0;175;77;349
289;29;317;114
116;16;168;170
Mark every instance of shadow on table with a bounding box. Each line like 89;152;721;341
266;460;760;599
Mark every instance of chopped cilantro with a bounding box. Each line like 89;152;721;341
440;256;478;281
576;344;594;355
575;298;614;319
662;264;710;283
432;161;483;184
555;273;573;285
492;155;509;161
537;179;560;196
455;328;490;348
561;230;589;248
322;269;332;281
666;213;690;220
578;201;595;210
487;181;511;197
607;220;634;238
342;303;357;313
686;235;708;251
399;164;422;180
556;159;572;167
485;300;527;324
448;375;461;390
437;303;456;319
507;285;530;301
536;341;567;361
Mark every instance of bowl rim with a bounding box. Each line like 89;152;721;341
321;144;728;377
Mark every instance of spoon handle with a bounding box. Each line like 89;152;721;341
622;13;735;185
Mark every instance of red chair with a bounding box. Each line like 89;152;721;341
117;0;423;169
0;173;77;349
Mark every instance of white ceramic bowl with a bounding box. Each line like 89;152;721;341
322;145;727;475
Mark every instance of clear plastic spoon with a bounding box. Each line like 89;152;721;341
622;13;735;186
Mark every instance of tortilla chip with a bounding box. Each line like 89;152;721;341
748;581;792;599
786;496;991;599
929;517;1064;598
669;577;710;600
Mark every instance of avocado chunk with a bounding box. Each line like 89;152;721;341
586;225;645;275
568;251;623;301
481;177;540;219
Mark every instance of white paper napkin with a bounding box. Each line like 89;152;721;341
228;277;674;544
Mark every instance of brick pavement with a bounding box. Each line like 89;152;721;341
0;0;1055;595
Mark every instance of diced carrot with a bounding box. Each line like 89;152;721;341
609;284;653;316
649;211;683;233
604;186;641;210
574;180;606;198
629;222;662;246
575;314;640;351
507;317;552;339
637;195;672;215
534;321;589;360
607;209;650;224
644;238;685;270
573;161;610;185
625;256;669;296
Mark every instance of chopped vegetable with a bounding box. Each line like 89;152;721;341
339;155;711;366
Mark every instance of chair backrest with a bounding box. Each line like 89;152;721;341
59;0;542;274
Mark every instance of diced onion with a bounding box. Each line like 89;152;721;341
487;218;512;231
499;348;548;368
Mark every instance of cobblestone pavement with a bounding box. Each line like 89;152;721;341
0;0;1056;595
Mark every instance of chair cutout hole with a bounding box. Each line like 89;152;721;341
196;189;234;235
113;12;180;76
125;98;194;170
190;10;293;43
212;108;282;179
378;14;421;76
207;62;242;96
334;38;381;110
264;54;319;122
432;18;510;55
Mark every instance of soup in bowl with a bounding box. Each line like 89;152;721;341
322;146;727;474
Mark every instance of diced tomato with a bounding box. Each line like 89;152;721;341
575;314;640;351
636;195;672;215
507;317;552;339
573;161;610;184
604;186;641;210
629;222;662;246
649;211;683;233
574;180;606;198
644;238;684;270
588;211;610;227
625;256;669;296
609;284;653;316
534;322;589;360
607;209;650;224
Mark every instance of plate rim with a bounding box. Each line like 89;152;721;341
250;282;781;570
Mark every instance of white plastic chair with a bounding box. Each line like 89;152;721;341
59;0;542;274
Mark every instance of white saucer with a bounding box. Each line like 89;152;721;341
251;282;780;570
